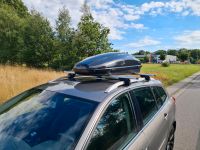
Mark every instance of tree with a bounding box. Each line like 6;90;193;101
53;7;75;69
145;51;150;54
137;50;145;55
190;49;200;62
167;49;178;56
22;10;55;67
143;55;149;63
0;4;25;64
56;7;72;42
178;49;189;62
160;53;166;60
73;2;112;60
154;50;167;55
0;0;28;17
0;1;114;69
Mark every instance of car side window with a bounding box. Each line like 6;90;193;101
151;87;163;108
130;87;158;125
86;93;137;150
156;86;167;103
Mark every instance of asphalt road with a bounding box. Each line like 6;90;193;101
174;75;200;150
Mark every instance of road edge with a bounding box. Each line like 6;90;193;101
167;71;200;96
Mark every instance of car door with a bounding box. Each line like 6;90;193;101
85;92;140;150
129;86;168;150
151;86;171;149
154;86;171;129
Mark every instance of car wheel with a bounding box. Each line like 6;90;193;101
166;127;175;150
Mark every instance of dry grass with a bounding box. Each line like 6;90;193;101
0;65;64;104
1;64;200;104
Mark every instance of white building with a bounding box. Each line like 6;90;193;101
165;55;177;63
133;54;177;63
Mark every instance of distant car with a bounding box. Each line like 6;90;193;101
0;53;176;150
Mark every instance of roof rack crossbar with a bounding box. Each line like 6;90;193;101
104;81;125;93
64;71;156;93
104;78;145;93
65;71;155;80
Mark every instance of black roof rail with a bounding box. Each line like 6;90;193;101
104;74;156;93
66;71;155;81
104;78;146;93
138;74;155;81
63;71;156;93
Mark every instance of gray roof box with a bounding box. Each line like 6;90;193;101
73;52;142;76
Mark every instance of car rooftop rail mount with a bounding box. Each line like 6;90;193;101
65;71;155;92
67;71;155;81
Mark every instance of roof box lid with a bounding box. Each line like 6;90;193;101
73;52;142;75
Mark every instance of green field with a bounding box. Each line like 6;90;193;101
141;64;200;86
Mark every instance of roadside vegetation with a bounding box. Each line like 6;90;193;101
161;62;170;67
0;65;64;104
142;64;200;86
0;64;200;104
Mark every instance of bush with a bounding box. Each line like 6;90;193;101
161;62;170;67
196;59;200;64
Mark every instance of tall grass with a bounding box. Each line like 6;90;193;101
1;64;200;104
0;65;64;104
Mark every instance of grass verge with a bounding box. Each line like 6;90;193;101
141;64;200;86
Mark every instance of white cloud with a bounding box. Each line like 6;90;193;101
124;14;140;21
186;0;200;16
141;1;165;13
23;0;85;27
166;1;185;13
128;23;146;29
22;0;147;40
125;0;200;17
182;10;190;16
90;3;147;40
87;0;113;9
174;30;200;48
92;9;126;40
22;0;200;41
126;36;161;48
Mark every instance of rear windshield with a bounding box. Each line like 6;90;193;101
0;89;98;150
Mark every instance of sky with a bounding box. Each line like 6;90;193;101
22;0;200;53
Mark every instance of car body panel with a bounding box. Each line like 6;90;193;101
0;76;175;150
75;80;176;150
140;97;174;150
38;77;161;103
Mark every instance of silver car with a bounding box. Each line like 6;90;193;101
0;75;176;150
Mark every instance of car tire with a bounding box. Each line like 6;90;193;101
166;127;175;150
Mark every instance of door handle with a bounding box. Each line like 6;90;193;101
164;113;168;120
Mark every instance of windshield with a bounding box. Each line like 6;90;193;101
0;89;98;150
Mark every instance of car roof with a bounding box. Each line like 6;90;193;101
38;76;162;103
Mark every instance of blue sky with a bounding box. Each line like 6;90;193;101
22;0;200;53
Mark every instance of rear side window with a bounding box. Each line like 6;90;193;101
130;87;158;125
152;87;163;108
86;93;137;150
152;86;167;109
156;87;167;103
